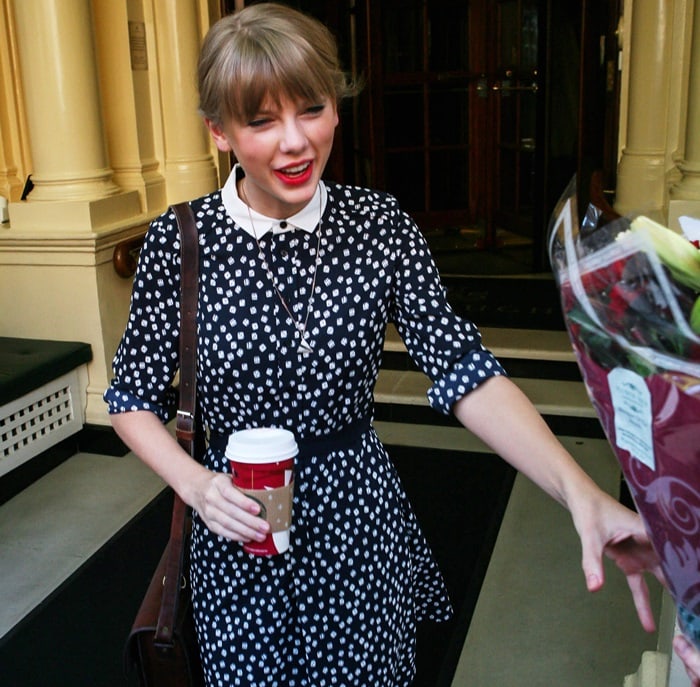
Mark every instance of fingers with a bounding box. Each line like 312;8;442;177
625;573;656;633
579;526;657;633
198;474;271;542
579;530;605;593
674;635;700;687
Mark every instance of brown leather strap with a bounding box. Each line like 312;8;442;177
155;202;199;648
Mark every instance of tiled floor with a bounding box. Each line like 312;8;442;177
0;451;165;639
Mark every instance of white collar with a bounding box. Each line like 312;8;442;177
221;164;326;237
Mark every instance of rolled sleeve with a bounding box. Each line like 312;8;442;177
427;348;506;415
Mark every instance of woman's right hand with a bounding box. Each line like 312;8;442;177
110;411;270;543
192;470;271;543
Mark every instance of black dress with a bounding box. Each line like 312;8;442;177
105;182;506;686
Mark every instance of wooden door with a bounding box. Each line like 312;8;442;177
355;1;487;231
353;0;550;265
489;0;541;245
229;0;619;273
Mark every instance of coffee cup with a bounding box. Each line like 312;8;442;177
225;427;297;556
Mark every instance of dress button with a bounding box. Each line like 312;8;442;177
279;221;288;229
281;249;288;258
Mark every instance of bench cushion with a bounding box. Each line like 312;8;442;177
0;338;93;407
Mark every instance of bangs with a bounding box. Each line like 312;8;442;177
198;5;356;127
222;35;335;124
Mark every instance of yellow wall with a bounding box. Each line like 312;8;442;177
0;0;225;425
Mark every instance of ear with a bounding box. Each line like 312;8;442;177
204;118;232;153
332;103;339;129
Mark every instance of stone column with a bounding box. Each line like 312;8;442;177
615;0;673;219
91;0;167;215
8;0;140;231
152;0;219;202
0;0;29;203
669;0;700;226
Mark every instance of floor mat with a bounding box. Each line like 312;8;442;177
387;444;516;686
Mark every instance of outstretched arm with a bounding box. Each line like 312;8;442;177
110;410;270;543
452;374;664;631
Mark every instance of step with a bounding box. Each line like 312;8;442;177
384;323;576;363
375;368;596;418
0;451;165;641
380;324;594;418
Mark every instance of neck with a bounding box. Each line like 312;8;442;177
238;175;320;221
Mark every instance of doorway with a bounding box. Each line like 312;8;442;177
350;0;620;274
345;1;544;272
223;0;620;275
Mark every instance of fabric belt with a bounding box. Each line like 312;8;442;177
207;415;372;457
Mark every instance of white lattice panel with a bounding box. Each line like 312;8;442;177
0;369;84;477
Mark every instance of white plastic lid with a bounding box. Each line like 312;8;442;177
225;427;298;464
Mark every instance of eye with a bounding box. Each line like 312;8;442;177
304;104;325;115
248;117;272;128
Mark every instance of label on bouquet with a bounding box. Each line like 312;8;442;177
608;368;655;470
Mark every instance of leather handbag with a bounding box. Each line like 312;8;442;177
125;202;206;687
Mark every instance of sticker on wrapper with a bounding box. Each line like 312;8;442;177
608;367;655;471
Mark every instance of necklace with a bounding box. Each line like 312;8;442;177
241;181;322;356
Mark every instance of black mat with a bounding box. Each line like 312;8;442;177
0;447;514;686
441;275;566;331
388;444;516;686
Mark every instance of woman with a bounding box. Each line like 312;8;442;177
106;4;663;685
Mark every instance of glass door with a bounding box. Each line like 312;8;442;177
355;0;545;267
490;0;540;244
360;0;485;232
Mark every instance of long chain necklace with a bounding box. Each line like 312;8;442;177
241;181;322;356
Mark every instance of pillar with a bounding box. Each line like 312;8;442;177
152;0;219;202
615;0;673;219
8;0;140;232
91;0;167;215
670;0;700;211
0;0;29;203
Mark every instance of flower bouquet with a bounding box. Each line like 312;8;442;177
548;178;700;649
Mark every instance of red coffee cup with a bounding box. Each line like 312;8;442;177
225;427;297;556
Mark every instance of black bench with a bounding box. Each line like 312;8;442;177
0;337;92;407
0;337;92;503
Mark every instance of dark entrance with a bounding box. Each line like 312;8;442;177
223;1;622;275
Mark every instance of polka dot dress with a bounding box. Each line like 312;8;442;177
105;183;506;686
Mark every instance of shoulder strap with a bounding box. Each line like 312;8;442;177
174;201;199;449
155;201;199;648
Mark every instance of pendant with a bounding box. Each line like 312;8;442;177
297;337;313;356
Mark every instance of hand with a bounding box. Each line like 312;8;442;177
193;471;271;543
572;492;665;632
673;635;700;687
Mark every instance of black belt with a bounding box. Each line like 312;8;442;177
208;415;372;457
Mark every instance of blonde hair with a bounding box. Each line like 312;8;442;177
198;3;357;126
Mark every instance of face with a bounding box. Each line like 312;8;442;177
206;94;339;219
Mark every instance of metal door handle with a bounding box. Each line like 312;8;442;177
492;81;538;93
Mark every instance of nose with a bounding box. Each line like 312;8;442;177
279;117;308;154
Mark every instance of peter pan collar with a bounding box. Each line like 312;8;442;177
221;164;326;237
